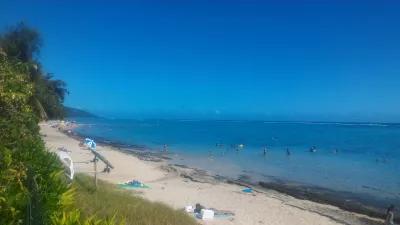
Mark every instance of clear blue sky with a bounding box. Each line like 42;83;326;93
1;1;400;122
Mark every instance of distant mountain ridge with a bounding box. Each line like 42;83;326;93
65;106;98;118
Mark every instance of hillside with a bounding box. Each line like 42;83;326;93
65;106;98;118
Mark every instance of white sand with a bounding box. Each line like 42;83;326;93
40;124;381;225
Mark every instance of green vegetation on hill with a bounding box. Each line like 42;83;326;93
73;174;198;225
0;23;72;224
1;22;68;120
65;106;98;118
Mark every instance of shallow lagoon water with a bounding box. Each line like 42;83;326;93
75;118;400;207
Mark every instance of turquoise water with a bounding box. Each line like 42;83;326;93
74;118;400;206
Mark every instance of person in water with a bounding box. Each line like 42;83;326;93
209;149;213;157
163;142;168;152
224;148;229;155
334;149;338;154
286;148;291;155
309;146;316;152
263;147;267;156
385;205;395;225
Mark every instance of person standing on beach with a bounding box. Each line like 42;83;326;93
385;205;395;225
163;142;168;152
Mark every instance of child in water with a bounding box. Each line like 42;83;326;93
163;142;168;152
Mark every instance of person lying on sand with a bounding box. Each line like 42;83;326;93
193;203;235;215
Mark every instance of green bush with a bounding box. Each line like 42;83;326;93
1;23;196;225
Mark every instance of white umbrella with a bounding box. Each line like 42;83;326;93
88;140;96;150
56;151;74;180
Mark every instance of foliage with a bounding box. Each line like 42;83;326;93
0;48;69;224
73;174;198;225
0;22;68;120
0;23;119;225
0;21;42;62
0;22;196;225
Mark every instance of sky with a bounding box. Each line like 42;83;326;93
1;1;400;122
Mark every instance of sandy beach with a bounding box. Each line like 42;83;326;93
40;124;383;225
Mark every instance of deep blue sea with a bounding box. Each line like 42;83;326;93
73;118;400;207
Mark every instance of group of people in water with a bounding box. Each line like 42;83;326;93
206;143;340;158
164;141;389;165
161;141;395;224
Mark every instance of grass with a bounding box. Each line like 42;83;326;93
72;174;198;225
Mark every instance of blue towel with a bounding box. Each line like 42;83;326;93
242;188;252;193
193;211;233;219
215;213;234;218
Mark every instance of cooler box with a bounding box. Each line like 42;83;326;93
200;209;214;220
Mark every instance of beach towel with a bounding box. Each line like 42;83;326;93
214;213;234;218
242;188;252;193
193;212;234;219
117;182;151;189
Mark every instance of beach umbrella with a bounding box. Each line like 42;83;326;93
56;151;74;180
88;141;96;150
85;138;92;144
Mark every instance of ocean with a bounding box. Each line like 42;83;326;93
73;118;400;209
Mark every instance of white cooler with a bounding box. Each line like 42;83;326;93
200;209;214;220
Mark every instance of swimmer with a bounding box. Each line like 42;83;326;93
263;147;267;156
209;150;213;157
236;148;239;154
334;149;338;154
163;142;168;152
309;146;316;152
286;148;291;155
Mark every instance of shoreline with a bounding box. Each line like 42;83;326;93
68;125;391;220
46;123;384;225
